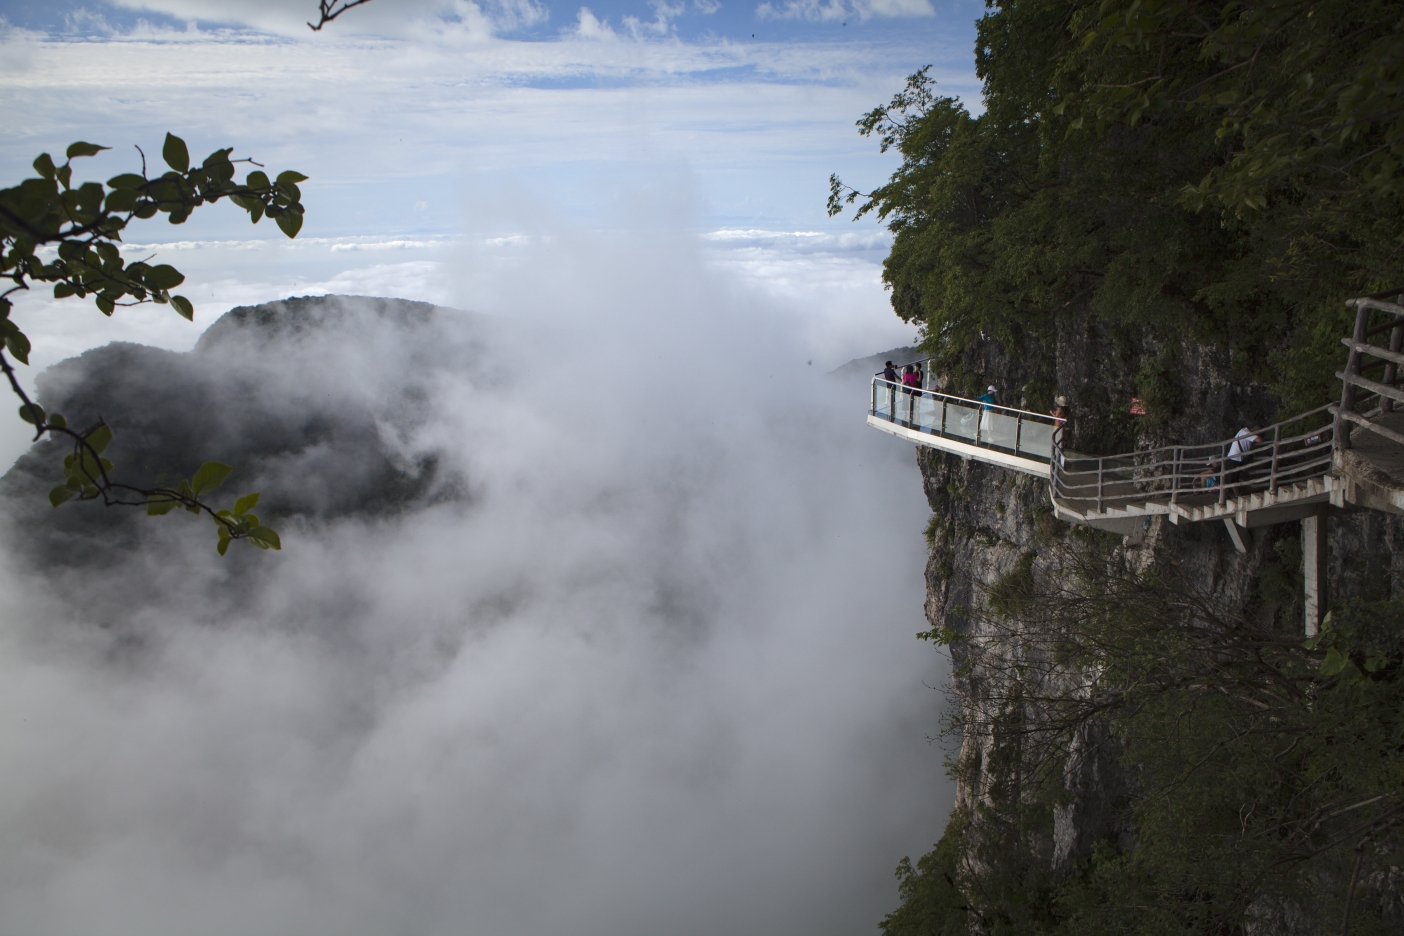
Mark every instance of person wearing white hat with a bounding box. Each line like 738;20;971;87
977;385;999;443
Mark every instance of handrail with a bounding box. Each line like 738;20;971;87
1337;290;1404;442
870;376;1062;464
871;377;1059;425
1050;403;1335;515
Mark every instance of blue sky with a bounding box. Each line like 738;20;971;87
0;0;983;459
1;0;978;47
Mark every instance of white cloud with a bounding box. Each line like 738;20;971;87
623;0;686;38
755;0;935;22
0;216;942;936
106;0;545;38
573;5;618;39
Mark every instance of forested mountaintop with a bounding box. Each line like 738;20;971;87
0;295;488;567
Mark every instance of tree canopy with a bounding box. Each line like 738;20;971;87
832;0;1403;415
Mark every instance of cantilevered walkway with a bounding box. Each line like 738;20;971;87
867;289;1404;632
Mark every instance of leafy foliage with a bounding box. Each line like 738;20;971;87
0;135;305;552
832;0;1404;413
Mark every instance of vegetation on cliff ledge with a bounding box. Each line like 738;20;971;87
832;0;1403;415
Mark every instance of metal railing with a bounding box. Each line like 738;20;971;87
1049;405;1336;515
870;367;1062;465
1333;287;1404;448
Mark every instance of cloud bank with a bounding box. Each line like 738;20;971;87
0;217;948;934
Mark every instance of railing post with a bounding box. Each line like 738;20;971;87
1335;303;1370;451
1269;425;1280;494
871;378;876;416
1384;322;1404;414
1014;415;1023;454
1170;447;1180;503
1218;442;1228;505
939;399;946;437
1097;458;1105;513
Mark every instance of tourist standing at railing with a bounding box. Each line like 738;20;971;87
883;361;898;385
1050;395;1069;464
902;365;922;393
978;385;998;441
1227;425;1263;486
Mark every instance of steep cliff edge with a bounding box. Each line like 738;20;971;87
903;429;1404;933
872;314;1404;933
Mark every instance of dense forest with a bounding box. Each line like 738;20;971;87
837;2;1404;933
834;0;1403;420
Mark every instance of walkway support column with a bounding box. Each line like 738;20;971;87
1303;509;1328;637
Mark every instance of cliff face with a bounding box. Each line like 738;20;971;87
912;323;1404;919
915;429;1404;920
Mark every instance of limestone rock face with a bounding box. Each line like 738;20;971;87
914;318;1404;887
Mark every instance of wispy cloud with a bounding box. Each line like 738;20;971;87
756;0;935;22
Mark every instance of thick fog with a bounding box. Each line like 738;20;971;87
0;214;950;935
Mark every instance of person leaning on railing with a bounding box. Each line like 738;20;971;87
1226;425;1264;487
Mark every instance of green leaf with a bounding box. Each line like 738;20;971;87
66;141;109;159
275;209;303;238
146;264;185;290
276;170;309;185
49;485;75;507
246;170;270;189
233;492;260;514
107;173;146;190
147;494;180;516
5;328;31;364
47;413;66;429
191;461;233;494
104;188;139;213
85;423;113;455
163;133;190;173
33;152;56;179
18;403;44;424
217;536;230;556
247;526;282;550
95;296;115;316
1319;646;1349;677
170;295;194;321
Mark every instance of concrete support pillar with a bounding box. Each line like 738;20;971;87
1303;511;1328;636
1223;517;1247;554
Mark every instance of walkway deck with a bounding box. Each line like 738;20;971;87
870;297;1404;545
